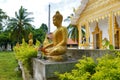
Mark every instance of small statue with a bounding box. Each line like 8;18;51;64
28;32;33;46
82;36;86;44
102;38;109;49
43;34;51;48
41;11;68;61
16;42;20;47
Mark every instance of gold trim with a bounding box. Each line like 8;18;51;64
108;12;114;44
114;16;120;49
76;0;120;49
92;22;102;49
77;1;120;24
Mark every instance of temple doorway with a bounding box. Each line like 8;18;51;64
96;33;100;49
114;30;120;49
114;16;120;49
93;33;101;49
92;23;102;49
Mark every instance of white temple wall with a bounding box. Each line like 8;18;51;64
89;18;109;44
99;18;109;40
89;21;96;43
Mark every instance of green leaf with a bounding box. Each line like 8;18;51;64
109;44;114;50
105;40;109;46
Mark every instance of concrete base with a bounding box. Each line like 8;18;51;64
66;49;118;61
33;59;77;80
32;49;119;80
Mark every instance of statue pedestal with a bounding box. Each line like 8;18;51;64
18;61;33;80
33;58;77;80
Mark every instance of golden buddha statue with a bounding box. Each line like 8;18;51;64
28;32;33;46
43;34;50;48
42;11;68;61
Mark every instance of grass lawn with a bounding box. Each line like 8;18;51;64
0;51;22;80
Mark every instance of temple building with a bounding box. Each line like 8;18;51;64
71;0;120;49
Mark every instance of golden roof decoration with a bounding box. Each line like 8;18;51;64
71;0;120;25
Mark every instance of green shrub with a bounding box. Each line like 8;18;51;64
57;52;120;80
102;38;114;50
91;54;120;80
13;39;40;75
114;51;120;57
56;57;96;80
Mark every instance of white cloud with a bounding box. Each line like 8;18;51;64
0;0;81;32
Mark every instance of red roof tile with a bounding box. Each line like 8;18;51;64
67;39;78;44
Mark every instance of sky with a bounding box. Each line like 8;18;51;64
0;0;81;32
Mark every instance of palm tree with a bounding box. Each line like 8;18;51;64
7;6;34;43
64;8;79;42
0;9;8;32
64;8;85;42
67;24;78;42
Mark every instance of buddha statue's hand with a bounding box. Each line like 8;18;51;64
40;47;48;53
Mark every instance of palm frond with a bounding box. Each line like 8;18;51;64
6;6;34;42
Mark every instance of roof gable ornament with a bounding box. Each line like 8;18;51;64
95;22;100;32
71;0;88;25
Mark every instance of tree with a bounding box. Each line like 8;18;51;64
64;8;85;42
64;8;79;42
7;6;34;43
0;30;11;49
33;23;48;43
0;9;8;32
40;23;48;33
67;24;79;42
0;9;10;50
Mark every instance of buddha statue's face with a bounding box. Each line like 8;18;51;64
53;11;63;27
53;17;57;26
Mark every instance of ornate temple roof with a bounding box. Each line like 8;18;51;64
71;0;88;25
71;0;120;25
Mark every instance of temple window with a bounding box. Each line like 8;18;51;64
81;26;86;44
